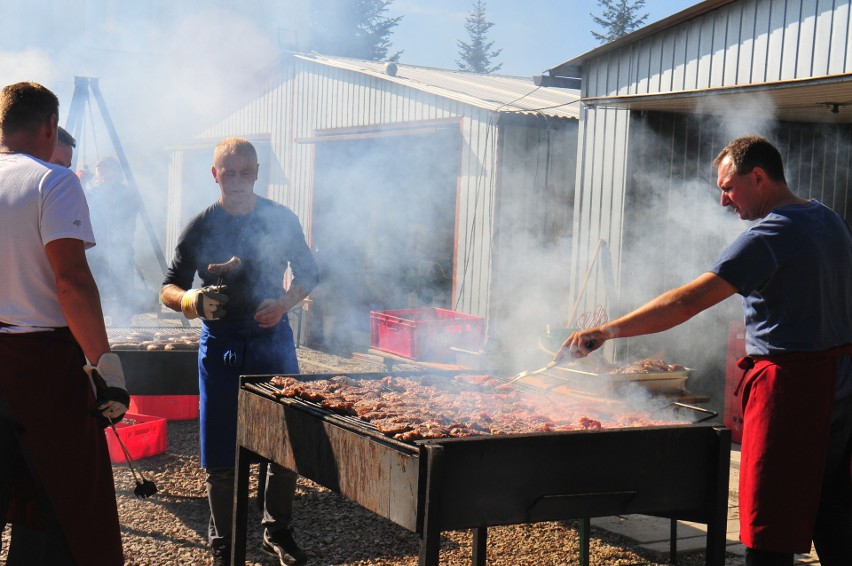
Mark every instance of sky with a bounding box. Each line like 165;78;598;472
391;0;698;77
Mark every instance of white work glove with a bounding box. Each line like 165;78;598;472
83;352;130;425
180;285;228;320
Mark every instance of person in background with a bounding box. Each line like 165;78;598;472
0;82;128;565
559;135;852;566
161;137;319;566
50;126;75;168
85;156;141;325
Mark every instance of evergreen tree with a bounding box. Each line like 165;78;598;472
591;0;649;44
456;0;503;74
308;0;403;61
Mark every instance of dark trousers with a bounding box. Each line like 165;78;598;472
812;394;852;566
0;392;74;565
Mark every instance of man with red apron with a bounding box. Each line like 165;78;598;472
559;135;852;566
0;82;129;565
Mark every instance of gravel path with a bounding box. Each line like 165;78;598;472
2;348;737;565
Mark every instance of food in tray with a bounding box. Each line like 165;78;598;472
107;329;200;350
268;373;680;442
567;357;686;376
611;358;686;374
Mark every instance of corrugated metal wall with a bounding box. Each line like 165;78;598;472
167;56;578;329
584;0;852;98
568;0;852;407
488;115;578;349
618;111;852;402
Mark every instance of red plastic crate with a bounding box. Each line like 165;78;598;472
723;321;746;444
106;413;167;464
370;308;485;363
129;395;199;421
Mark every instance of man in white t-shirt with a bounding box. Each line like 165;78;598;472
0;81;128;565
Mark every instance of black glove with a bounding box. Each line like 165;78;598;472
84;353;130;427
180;285;228;320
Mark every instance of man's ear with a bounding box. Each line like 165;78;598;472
45;113;58;141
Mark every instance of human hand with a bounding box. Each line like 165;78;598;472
84;352;130;424
181;285;228;320
555;327;606;363
254;298;287;329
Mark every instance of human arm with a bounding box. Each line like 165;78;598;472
254;209;319;328
254;284;311;328
45;238;110;363
556;272;737;361
45;238;127;419
160;283;188;313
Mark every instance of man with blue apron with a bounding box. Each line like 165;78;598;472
161;137;318;566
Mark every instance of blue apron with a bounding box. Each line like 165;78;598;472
198;317;298;469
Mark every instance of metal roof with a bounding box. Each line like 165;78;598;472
294;53;581;120
546;0;738;78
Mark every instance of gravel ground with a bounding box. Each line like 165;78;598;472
1;348;739;566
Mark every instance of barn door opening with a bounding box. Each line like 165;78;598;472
307;126;461;355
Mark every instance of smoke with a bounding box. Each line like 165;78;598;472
695;90;780;142
0;1;297;326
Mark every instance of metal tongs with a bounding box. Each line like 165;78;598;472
508;360;560;384
107;420;159;498
91;371;158;499
509;339;598;384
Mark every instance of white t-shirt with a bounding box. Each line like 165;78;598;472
0;153;95;331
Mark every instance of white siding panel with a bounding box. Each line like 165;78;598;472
781;0;803;79
830;1;851;73
697;15;716;88
723;4;743;86
766;0;788;81
635;41;652;93
797;0;819;76
813;0;836;76
751;0;773;82
683;19;702;90
660;29;679;91
738;0;758;83
710;9;729;87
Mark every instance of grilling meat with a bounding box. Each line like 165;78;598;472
269;374;675;441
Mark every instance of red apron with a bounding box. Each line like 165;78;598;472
0;328;124;565
736;344;852;552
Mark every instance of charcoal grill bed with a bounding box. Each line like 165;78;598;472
232;373;730;566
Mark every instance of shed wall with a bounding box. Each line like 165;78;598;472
168;57;578;338
584;0;852;98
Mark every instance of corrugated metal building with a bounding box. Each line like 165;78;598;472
166;53;580;354
545;0;852;404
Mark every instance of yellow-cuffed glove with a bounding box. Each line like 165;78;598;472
180;285;228;320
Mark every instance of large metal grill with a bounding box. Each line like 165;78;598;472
233;372;730;566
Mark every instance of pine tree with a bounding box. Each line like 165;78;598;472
591;0;649;44
456;0;503;74
308;0;403;61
